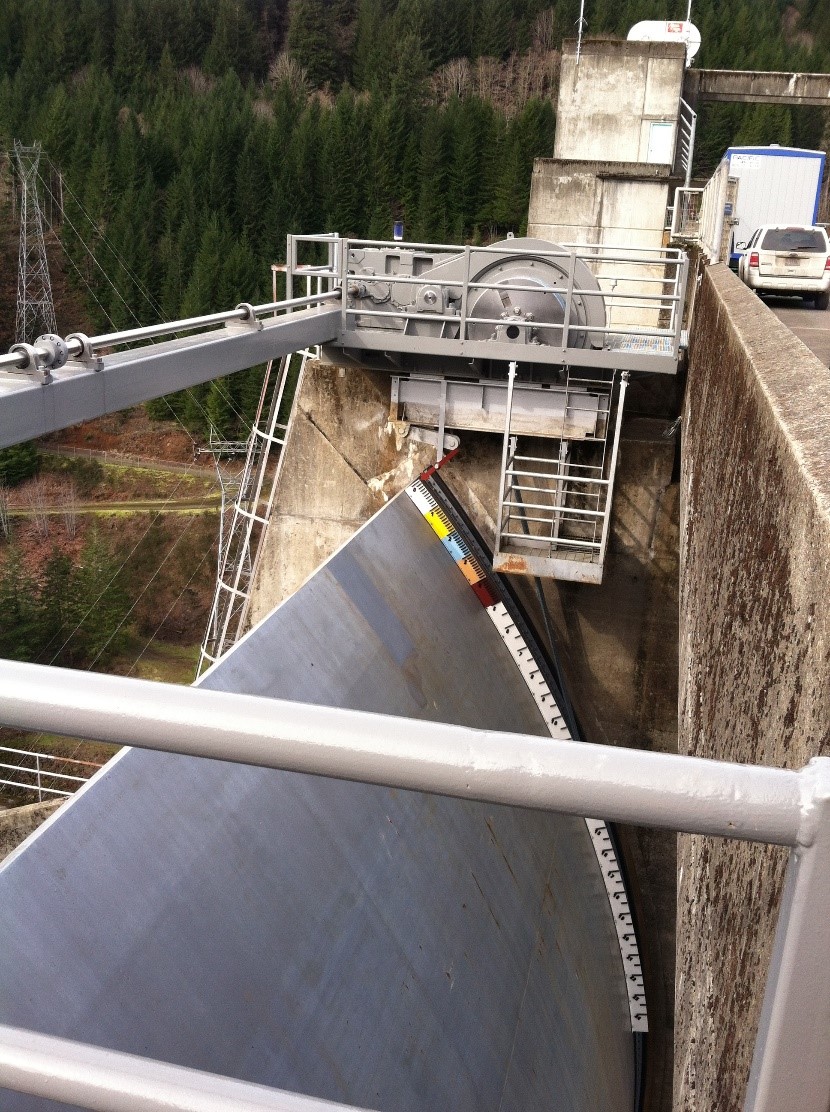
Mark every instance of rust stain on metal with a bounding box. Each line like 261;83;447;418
493;553;531;575
485;816;520;888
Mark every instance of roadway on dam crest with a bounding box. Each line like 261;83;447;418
766;295;830;365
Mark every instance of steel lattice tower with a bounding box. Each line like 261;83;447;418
14;141;57;344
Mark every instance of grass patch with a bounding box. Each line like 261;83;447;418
0;640;201;807
110;637;201;685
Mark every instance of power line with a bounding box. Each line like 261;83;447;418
87;512;203;671
37;163;247;440
125;543;215;678
36;159;255;435
42;155;165;321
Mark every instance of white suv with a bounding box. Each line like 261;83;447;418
737;224;830;309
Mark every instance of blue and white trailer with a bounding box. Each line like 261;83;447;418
725;145;826;263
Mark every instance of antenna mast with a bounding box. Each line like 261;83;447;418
14;141;57;344
576;0;587;63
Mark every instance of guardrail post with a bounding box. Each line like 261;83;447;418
744;757;830;1112
559;250;577;360
459;245;471;342
286;235;294;302
596;371;627;567
35;752;41;802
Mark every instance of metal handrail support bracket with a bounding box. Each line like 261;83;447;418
494;360;519;561
744;757;830;1112
558;249;577;361
596;371;627;567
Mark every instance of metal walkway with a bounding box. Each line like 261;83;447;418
0;232;687;454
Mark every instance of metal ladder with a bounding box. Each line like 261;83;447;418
197;347;314;675
493;364;628;584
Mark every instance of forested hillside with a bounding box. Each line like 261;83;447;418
0;0;828;435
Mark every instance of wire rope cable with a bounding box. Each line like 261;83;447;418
35;162;255;434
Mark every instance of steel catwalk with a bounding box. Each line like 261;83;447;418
0;492;635;1111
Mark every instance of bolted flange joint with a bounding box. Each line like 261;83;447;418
35;334;69;371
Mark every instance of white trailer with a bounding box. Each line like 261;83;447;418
725;145;826;263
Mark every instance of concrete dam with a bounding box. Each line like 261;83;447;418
2;257;827;1112
2;34;830;1112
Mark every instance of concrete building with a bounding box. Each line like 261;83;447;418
554;39;687;165
529;39;687;250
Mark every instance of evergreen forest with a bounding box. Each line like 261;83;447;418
0;0;828;437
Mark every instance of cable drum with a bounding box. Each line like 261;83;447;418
465;240;607;349
342;236;607;353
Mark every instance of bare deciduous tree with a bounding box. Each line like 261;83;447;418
0;482;10;541
61;480;78;539
533;8;558;53
26;479;50;538
269;54;309;100
475;56;501;103
431;57;471;102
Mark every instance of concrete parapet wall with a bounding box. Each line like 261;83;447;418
677;265;830;1109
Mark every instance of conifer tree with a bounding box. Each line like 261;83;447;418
0;548;40;662
288;0;341;87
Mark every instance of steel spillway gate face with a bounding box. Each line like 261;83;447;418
0;489;638;1112
406;473;646;1032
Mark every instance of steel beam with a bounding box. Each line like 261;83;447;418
327;330;679;374
0;659;808;846
0;1024;375;1112
685;68;830;107
0;305;341;450
393;375;604;439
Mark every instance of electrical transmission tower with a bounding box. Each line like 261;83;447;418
14;141;57;344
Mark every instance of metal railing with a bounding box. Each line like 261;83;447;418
671;165;740;264
671;187;704;241
286;234;689;370
197;347;315;675
0;745;102;800
493;367;626;582
0;659;828;1112
0;290;340;377
674;97;698;187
